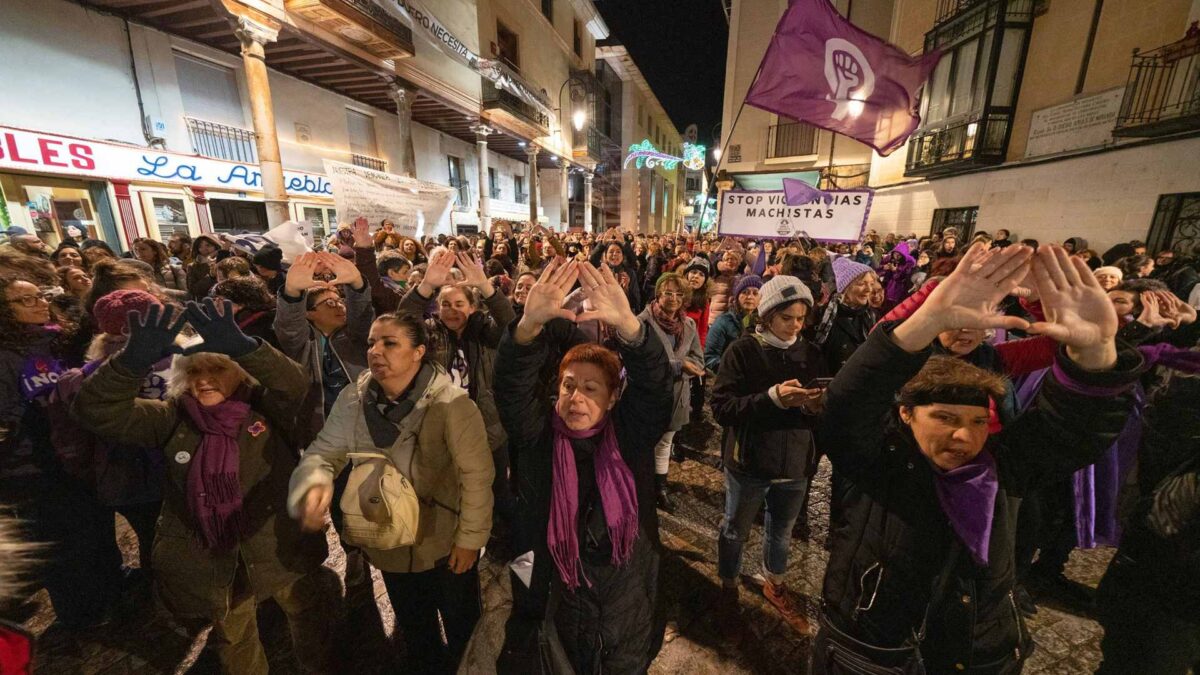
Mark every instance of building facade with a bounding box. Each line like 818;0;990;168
0;0;613;252
718;0;1200;256
597;43;686;233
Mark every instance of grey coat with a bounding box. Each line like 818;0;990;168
639;306;703;431
272;283;375;447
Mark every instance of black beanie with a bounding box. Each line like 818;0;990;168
252;245;284;272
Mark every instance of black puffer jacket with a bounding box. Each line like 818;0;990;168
494;318;672;674
819;325;1143;673
711;334;827;481
812;301;876;374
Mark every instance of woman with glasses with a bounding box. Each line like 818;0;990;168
639;272;703;513
0;276;126;629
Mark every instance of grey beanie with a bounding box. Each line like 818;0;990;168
758;274;813;317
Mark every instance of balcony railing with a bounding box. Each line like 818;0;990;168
489;187;502;199
515;192;529;205
450;180;472;209
482;78;550;131
766;122;818;159
185;117;257;163
1114;34;1200;137
351;153;387;172
905;112;1010;175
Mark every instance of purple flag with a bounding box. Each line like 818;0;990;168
746;0;943;156
783;178;833;205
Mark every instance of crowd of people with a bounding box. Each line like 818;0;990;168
0;217;1197;674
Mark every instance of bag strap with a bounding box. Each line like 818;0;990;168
914;540;962;642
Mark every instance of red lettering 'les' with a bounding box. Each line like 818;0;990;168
3;133;37;164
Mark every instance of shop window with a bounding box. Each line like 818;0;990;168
210;199;268;233
1146;192;1200;259
145;196;190;240
301;205;337;243
21;184;97;248
930;206;979;240
496;22;520;72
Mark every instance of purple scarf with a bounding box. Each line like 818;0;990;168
180;393;251;551
548;413;639;590
931;449;999;567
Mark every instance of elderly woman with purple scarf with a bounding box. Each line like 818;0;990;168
72;299;332;673
494;260;673;674
815;243;1144;675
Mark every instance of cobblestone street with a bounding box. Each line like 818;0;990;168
26;406;1114;674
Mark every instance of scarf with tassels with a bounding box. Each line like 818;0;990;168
649;300;684;340
548;413;639;591
180;393;251;551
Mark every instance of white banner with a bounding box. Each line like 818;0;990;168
717;189;872;242
322;159;454;239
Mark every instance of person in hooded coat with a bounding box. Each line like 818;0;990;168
705;275;763;372
813;243;1143;675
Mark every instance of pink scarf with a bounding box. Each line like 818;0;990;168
548;413;640;590
180;393;251;551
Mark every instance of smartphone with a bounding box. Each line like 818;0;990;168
806;377;834;389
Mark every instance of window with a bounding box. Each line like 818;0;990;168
488;168;500;199
1146;192;1200;259
496;22;520;71
346;109;379;158
447;156;464;185
514;175;526;203
573;20;583;57
174;52;243;126
686;177;700;191
541;0;553;23
930;207;979;239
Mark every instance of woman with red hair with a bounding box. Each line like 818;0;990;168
494;259;673;673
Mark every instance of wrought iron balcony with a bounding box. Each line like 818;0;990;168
351;153;387;172
482;79;550;132
490;187;502;199
905;113;1010;176
515;192;529;205
766;122;818;159
184;117;257;163
1113;34;1200;138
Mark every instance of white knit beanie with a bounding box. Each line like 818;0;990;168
758;275;813;317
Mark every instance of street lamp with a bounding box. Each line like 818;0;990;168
712;147;722;161
572;109;586;131
555;74;592;139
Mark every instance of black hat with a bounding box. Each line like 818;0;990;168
251;245;284;272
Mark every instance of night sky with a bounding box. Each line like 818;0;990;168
595;0;729;145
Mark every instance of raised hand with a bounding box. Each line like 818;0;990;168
419;250;457;295
284;252;323;296
181;298;257;358
892;242;1033;352
514;258;579;344
1153;290;1196;327
116;303;187;372
318;251;363;289
1027;245;1118;370
1136;292;1172;328
576;262;641;341
455;251;493;297
351;216;372;248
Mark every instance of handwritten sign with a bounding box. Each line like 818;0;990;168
1024;88;1124;158
717;189;872;242
323;160;454;238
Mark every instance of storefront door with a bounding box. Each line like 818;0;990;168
138;190;197;242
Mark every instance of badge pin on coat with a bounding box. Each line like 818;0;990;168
248;421;267;437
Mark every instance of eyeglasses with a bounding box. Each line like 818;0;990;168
314;297;345;309
659;291;685;299
7;292;51;308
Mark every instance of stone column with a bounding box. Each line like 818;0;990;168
235;16;288;227
583;172;594;233
526;145;540;225
391;83;418;177
471;123;494;232
559;163;569;230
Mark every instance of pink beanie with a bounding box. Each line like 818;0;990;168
93;290;163;336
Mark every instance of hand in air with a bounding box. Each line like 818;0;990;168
576;262;640;338
1027;245;1119;369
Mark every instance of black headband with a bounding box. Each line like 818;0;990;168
897;385;991;409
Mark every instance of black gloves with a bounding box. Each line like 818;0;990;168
116;299;257;372
180;298;257;358
116;304;187;372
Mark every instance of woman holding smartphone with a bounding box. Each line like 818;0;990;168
710;275;828;634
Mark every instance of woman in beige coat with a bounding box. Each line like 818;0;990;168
289;312;494;674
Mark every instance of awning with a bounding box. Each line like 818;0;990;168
732;170;821;191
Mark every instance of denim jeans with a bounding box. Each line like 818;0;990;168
718;467;808;582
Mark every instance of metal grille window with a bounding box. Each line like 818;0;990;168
1146;192;1200;259
489;168;500;199
514;176;527;204
1114;35;1200;137
766;121;818;159
930;206;979;239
